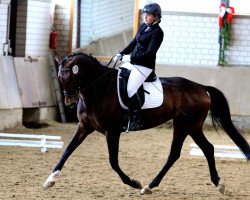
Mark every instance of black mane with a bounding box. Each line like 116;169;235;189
70;52;109;70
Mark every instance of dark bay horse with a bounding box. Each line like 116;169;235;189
43;52;250;194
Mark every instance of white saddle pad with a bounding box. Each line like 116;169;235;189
117;69;164;110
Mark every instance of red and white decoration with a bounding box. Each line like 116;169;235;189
219;2;235;28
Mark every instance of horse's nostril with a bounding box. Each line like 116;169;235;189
64;96;77;107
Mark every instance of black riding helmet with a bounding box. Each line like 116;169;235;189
142;3;162;18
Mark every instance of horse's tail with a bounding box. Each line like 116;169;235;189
205;86;250;160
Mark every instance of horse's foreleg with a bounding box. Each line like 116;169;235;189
106;131;142;189
43;123;93;189
141;131;187;194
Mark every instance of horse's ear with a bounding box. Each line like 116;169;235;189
53;51;62;65
66;54;78;67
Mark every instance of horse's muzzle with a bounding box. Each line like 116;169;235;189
63;90;78;106
64;96;77;106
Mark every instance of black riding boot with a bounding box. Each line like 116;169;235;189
127;93;143;131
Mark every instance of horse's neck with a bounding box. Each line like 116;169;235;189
79;54;117;97
80;72;116;122
81;63;116;93
89;64;111;83
86;56;109;77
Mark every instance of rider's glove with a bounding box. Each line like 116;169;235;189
122;55;131;62
113;53;123;62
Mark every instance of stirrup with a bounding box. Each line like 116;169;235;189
126;117;143;132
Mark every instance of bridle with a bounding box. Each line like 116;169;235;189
58;64;80;97
58;54;119;97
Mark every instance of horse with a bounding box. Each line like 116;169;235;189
43;52;250;195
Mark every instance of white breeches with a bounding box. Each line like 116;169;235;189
121;62;152;98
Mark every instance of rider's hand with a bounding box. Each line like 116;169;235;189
113;53;123;62
122;55;131;62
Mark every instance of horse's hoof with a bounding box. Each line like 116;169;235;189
43;170;61;189
217;183;226;194
43;181;55;189
141;185;153;195
131;179;142;189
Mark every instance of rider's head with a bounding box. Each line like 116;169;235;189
142;3;162;21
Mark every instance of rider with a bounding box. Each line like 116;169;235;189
114;3;164;131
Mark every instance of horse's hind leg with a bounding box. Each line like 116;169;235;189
141;125;188;194
190;130;224;193
43;123;93;189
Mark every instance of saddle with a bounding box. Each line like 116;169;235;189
117;67;163;110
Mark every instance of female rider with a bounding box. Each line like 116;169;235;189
115;3;164;131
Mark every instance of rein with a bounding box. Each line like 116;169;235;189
106;56;120;69
81;56;120;92
81;69;112;93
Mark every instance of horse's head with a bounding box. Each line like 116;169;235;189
55;52;111;106
55;52;81;106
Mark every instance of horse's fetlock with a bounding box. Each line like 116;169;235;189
149;181;158;189
130;178;142;189
110;163;119;171
211;176;220;187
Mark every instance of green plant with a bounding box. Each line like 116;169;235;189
219;20;230;66
218;4;234;66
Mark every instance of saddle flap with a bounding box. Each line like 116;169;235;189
118;67;145;108
117;68;163;110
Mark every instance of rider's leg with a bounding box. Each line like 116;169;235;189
127;65;153;97
127;65;152;130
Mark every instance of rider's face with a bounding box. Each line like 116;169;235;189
143;13;156;25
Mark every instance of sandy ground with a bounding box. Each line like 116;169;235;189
0;121;249;200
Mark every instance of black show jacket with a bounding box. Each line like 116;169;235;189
120;22;164;70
